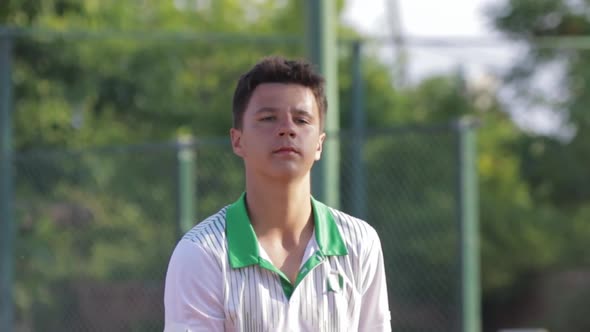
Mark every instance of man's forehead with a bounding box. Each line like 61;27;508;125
248;84;317;109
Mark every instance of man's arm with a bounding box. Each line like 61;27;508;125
358;228;392;332
164;239;224;332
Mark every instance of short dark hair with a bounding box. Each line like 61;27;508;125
232;56;327;130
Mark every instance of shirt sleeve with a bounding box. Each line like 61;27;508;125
164;239;225;332
358;228;392;332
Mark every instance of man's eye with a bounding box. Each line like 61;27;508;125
260;116;275;121
296;118;310;124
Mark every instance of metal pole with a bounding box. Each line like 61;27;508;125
350;41;366;219
456;118;481;332
305;0;340;209
386;0;408;87
176;136;195;236
0;34;15;332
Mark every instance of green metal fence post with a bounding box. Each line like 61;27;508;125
350;40;366;219
305;0;340;209
176;136;195;237
455;118;481;332
0;33;15;332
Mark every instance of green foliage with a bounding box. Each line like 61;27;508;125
478;1;590;329
486;0;590;266
487;0;590;205
6;0;306;151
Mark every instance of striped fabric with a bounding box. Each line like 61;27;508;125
164;194;391;332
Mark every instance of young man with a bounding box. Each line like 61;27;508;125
164;56;391;331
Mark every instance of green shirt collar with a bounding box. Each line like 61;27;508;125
226;192;348;268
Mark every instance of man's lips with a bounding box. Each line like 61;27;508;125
273;147;299;154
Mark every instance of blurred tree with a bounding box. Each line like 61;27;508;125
487;0;590;209
482;0;590;328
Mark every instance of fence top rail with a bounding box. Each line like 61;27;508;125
0;26;302;44
0;26;370;46
4;25;590;49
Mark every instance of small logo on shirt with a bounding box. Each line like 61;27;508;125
327;272;344;293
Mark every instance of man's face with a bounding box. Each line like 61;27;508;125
230;83;326;181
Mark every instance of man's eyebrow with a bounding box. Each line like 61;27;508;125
293;109;312;114
254;107;314;118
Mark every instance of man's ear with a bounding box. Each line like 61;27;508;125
230;128;244;158
315;132;326;161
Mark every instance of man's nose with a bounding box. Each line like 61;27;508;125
277;117;296;137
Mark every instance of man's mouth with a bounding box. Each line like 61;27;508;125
274;147;299;154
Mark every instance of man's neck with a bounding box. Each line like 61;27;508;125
244;176;313;241
244;175;315;283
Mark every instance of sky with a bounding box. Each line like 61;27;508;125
341;0;564;135
341;0;511;82
342;0;498;38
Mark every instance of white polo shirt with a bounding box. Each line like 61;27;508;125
164;193;391;331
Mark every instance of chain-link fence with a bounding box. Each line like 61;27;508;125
14;144;179;331
0;21;483;331
352;127;461;332
13;123;476;332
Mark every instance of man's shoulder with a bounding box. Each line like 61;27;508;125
181;206;229;246
327;207;380;244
